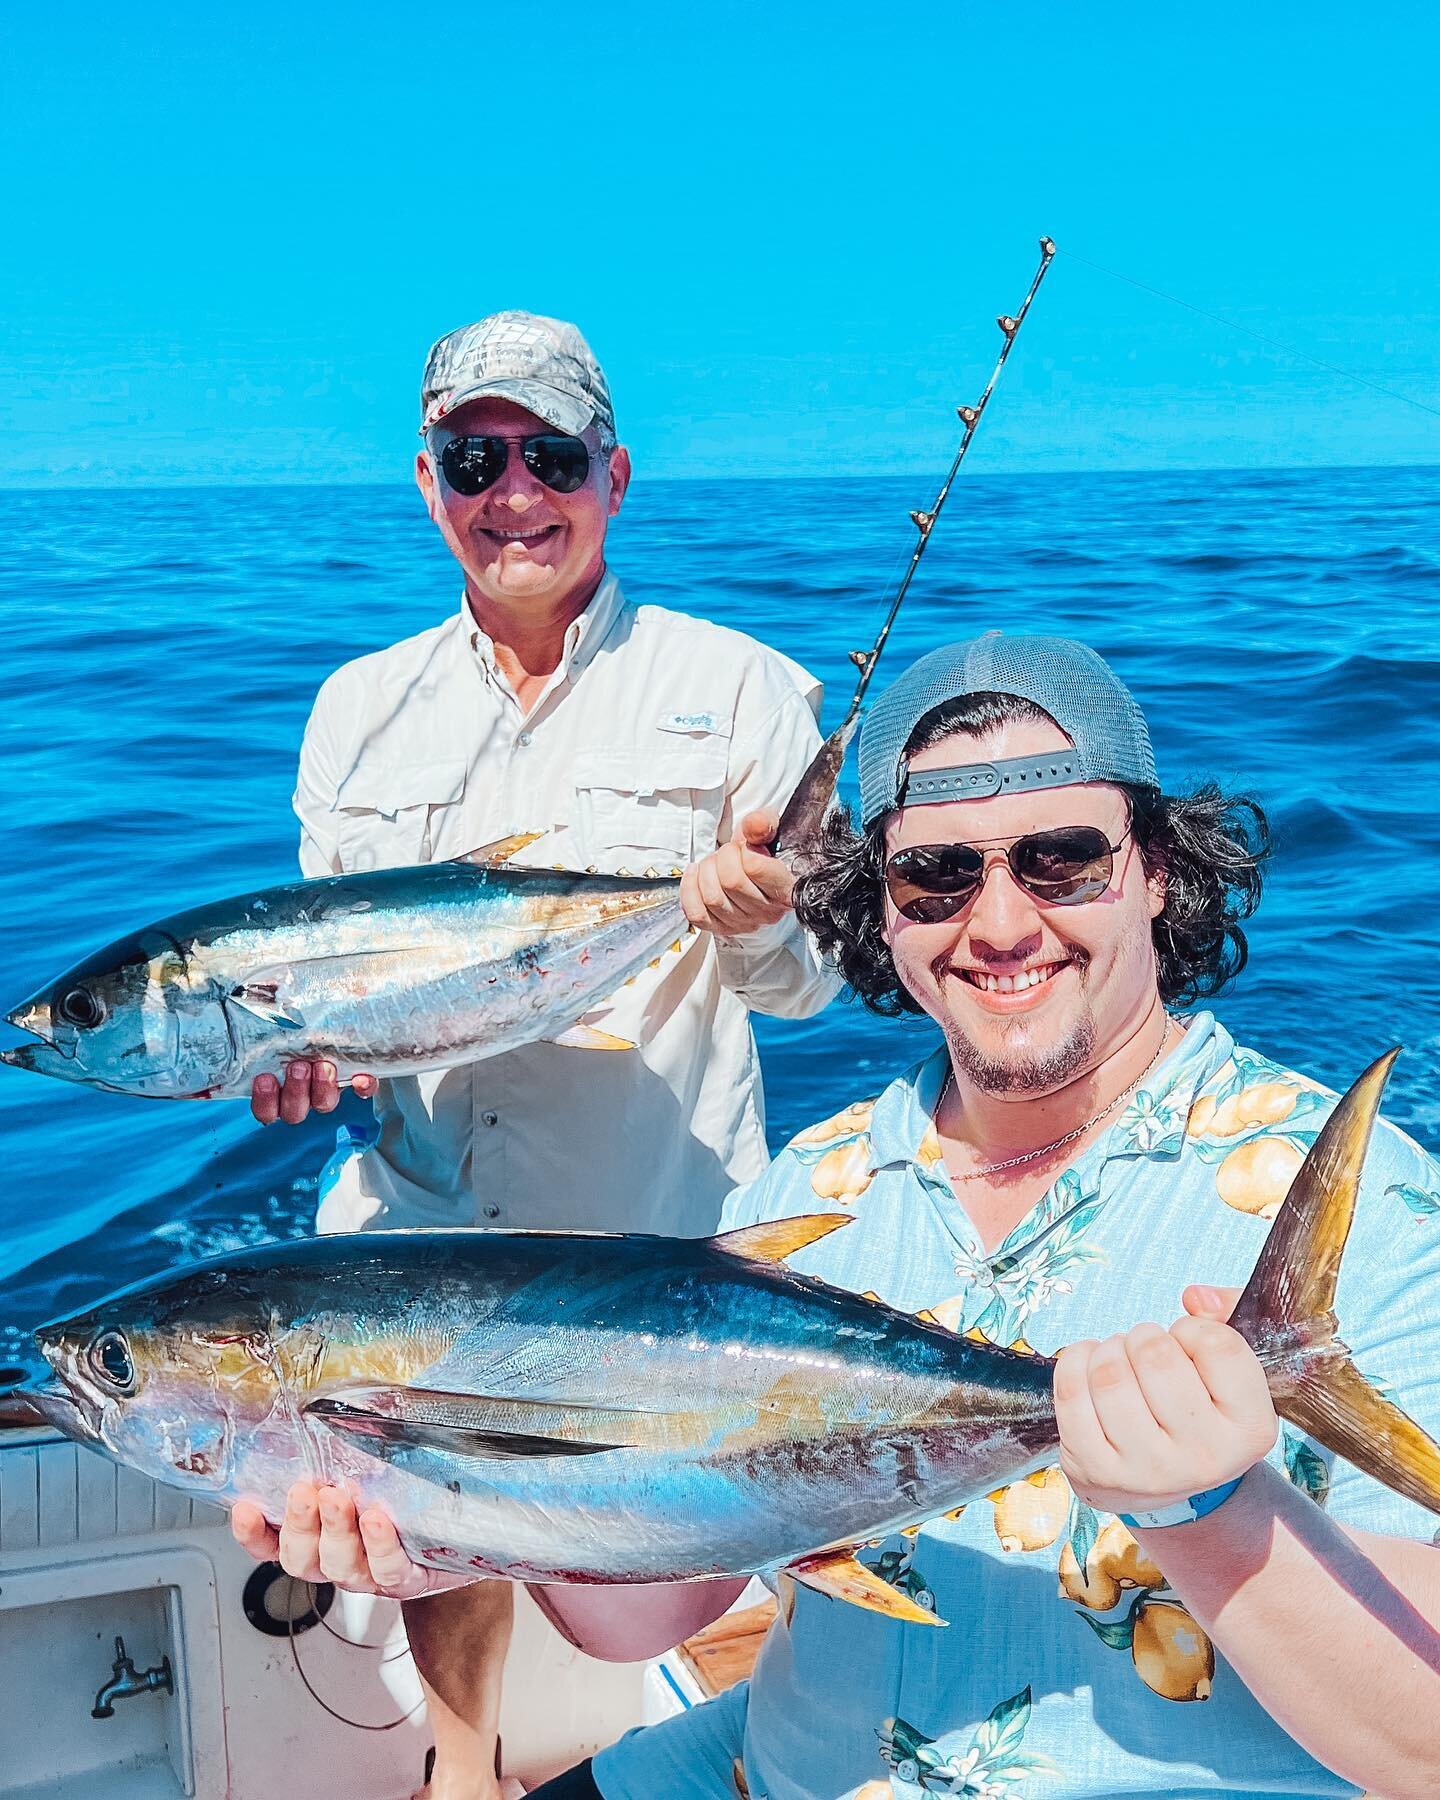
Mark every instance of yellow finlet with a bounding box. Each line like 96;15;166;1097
913;1307;942;1327
710;1213;853;1265
544;1023;636;1052
451;831;545;867
786;1546;946;1627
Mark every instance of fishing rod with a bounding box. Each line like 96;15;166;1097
777;235;1056;839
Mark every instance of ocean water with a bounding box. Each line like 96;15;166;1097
1;465;1437;1379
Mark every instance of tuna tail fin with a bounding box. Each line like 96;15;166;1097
1229;1048;1440;1516
773;714;860;861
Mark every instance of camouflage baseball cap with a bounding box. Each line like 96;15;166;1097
419;311;616;445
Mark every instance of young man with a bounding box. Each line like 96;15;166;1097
237;635;1440;1798
249;311;839;1799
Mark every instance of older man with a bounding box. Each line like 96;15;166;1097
242;635;1440;1799
250;312;838;1799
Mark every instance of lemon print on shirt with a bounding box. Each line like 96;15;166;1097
1186;1080;1300;1139
1186;1055;1335;1218
784;1097;879;1204
991;1467;1072;1553
789;1098;877;1147
809;1136;875;1204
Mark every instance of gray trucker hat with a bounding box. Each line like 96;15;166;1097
857;632;1158;827
419;310;616;445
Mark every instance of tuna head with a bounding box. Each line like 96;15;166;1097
2;927;236;1098
31;1263;324;1492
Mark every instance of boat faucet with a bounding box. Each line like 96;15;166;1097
91;1635;174;1718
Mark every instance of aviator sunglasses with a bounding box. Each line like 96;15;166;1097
885;824;1131;923
437;432;592;497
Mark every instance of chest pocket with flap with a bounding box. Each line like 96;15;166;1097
570;741;729;868
333;757;467;871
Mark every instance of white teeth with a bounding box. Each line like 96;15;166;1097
965;963;1065;994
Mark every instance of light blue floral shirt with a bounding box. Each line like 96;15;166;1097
594;1012;1440;1800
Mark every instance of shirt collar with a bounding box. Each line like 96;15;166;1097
865;1010;1231;1177
460;567;629;683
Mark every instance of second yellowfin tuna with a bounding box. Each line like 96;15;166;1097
13;1054;1440;1624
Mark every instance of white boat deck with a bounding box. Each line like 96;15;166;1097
0;1425;731;1796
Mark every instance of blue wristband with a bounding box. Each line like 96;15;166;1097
1118;1476;1245;1531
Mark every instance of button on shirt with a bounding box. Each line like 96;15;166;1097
594;1012;1440;1800
297;572;840;1236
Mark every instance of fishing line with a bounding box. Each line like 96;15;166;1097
1054;244;1440;421
284;1576;425;1732
844;236;1058;726
311;1596;415;1664
775;236;1056;840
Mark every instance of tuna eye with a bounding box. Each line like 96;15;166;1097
57;986;105;1030
88;1330;135;1393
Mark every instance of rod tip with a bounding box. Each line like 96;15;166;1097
1040;235;1056;255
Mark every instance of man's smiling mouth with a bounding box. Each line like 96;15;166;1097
480;524;561;547
956;958;1071;995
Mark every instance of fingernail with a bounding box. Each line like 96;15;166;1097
288;1062;309;1080
1194;1286;1223;1312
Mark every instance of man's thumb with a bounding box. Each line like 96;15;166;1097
738;808;780;849
1182;1284;1243;1320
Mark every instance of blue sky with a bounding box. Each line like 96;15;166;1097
2;3;1437;483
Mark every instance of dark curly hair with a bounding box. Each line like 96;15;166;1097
794;694;1270;1015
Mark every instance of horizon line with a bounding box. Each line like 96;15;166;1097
1;457;1437;498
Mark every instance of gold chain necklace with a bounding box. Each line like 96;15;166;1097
939;1029;1172;1182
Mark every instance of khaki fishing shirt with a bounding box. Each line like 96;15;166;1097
296;570;840;1237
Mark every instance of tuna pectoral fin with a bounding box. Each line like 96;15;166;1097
786;1547;946;1627
306;1386;632;1461
1229;1048;1440;1516
450;832;545;867
542;1022;637;1051
229;982;305;1031
710;1213;854;1266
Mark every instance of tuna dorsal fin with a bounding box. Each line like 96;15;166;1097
450;831;546;868
1230;1048;1440;1516
785;1545;946;1627
306;1386;631;1461
709;1213;853;1266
